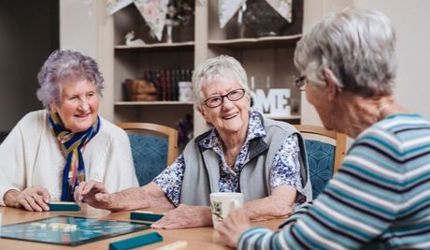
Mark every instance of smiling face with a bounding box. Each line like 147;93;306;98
199;75;250;136
50;79;100;133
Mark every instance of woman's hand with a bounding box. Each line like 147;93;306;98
151;204;213;229
216;208;252;248
4;186;50;212
74;180;112;209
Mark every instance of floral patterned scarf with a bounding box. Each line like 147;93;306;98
49;112;100;201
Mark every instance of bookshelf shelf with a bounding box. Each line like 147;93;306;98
115;41;195;50
208;35;302;49
115;101;194;106
263;114;301;120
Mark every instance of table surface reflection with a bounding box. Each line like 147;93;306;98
0;206;282;250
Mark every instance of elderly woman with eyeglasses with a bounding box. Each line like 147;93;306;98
75;55;312;229
216;9;430;249
0;49;138;212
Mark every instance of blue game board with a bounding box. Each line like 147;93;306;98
0;216;149;246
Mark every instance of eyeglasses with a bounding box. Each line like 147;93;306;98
203;88;246;108
293;75;306;90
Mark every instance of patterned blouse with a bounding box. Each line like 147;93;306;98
153;109;304;206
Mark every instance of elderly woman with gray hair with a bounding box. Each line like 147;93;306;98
217;8;430;249
0;49;138;212
75;54;311;229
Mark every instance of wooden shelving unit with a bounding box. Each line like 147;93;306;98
111;0;304;131
111;3;195;129
114;41;195;50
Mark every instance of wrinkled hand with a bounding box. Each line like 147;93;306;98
151;204;212;229
5;186;50;212
216;208;252;248
74;180;112;209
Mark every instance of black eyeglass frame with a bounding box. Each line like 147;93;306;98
202;88;246;108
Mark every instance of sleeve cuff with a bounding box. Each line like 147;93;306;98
238;227;273;249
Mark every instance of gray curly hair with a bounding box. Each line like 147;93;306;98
192;55;250;104
294;8;397;97
36;49;104;109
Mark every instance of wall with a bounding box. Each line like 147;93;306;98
353;0;430;121
60;0;114;121
301;0;430;126
0;1;58;131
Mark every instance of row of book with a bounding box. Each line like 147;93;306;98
123;69;193;102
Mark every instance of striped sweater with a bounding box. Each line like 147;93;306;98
239;114;430;250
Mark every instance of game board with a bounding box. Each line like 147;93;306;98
0;215;149;246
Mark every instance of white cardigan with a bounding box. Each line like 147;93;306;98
0;110;138;205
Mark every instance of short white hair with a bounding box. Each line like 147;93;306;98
192;55;250;103
294;8;397;97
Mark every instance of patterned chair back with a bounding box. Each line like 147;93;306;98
120;123;178;186
294;125;347;199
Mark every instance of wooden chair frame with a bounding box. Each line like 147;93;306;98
294;124;347;172
119;122;178;165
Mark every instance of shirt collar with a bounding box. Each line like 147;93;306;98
199;108;266;149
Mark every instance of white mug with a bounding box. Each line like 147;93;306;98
209;192;244;228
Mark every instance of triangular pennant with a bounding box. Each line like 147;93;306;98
134;0;169;41
265;0;293;22
106;0;135;15
197;0;206;6
218;0;243;28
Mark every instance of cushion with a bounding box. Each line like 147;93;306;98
128;134;168;186
305;140;335;199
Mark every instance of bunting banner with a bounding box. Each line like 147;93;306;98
218;0;243;28
106;0;293;41
134;0;169;41
218;0;293;29
266;0;293;22
106;0;134;15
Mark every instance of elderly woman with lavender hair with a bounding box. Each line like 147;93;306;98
0;49;138;212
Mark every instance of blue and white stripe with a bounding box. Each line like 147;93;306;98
239;113;430;249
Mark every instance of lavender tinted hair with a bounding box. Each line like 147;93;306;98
36;49;104;108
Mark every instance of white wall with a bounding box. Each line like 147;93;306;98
60;0;114;121
353;0;430;120
301;0;430;125
60;0;97;57
0;1;58;131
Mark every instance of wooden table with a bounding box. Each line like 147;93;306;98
0;206;282;250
